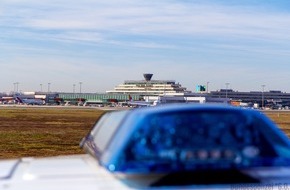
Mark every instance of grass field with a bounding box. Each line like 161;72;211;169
0;107;290;159
0;107;105;159
264;111;290;136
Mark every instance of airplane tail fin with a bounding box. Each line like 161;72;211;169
15;96;23;104
129;95;132;101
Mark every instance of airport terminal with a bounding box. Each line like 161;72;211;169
1;73;290;109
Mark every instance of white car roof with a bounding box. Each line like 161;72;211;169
1;154;290;190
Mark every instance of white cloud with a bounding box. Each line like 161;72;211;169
2;0;290;38
1;0;290;93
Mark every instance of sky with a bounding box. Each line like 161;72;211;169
1;0;290;94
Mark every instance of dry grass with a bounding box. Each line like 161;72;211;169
0;107;105;159
264;111;290;137
0;107;290;159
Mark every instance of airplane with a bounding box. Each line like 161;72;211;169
15;96;44;105
126;94;162;107
127;100;155;107
0;97;15;104
1;104;290;189
127;95;199;108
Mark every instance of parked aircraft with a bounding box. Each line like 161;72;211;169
127;100;155;107
127;95;162;107
15;96;44;105
0;97;15;104
127;95;190;107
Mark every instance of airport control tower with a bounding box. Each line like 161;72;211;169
143;73;153;81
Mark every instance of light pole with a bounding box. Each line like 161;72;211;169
13;83;16;93
73;84;76;93
225;83;230;98
79;82;82;93
14;82;19;93
262;85;265;109
48;83;51;93
206;81;210;93
40;84;43;92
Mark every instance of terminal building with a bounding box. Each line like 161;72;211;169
58;74;290;108
58;74;193;105
2;73;290;108
210;89;290;109
106;73;190;95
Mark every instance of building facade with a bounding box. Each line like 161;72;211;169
106;73;190;95
210;89;290;108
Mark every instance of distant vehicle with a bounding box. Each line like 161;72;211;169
15;96;44;105
1;104;290;189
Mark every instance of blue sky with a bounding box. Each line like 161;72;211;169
1;0;290;93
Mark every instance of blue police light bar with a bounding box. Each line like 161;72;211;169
80;104;290;174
